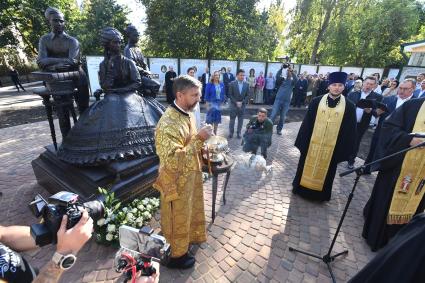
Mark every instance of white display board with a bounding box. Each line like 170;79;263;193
299;65;317;75
387;68;400;79
399;66;425;81
149;58;178;91
363;68;384;79
86;56;103;95
293;64;301;74
266;62;283;77
180;59;208;79
341;67;363;76
318;65;340;75
239;61;266;77
209;60;238;75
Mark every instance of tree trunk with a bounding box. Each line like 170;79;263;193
309;0;336;64
205;1;217;59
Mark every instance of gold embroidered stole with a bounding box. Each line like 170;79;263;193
387;102;425;225
300;94;346;191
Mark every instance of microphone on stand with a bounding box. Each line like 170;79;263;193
408;133;425;138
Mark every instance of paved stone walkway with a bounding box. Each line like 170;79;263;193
0;115;377;282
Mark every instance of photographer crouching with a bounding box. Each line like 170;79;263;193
0;211;92;283
242;108;273;159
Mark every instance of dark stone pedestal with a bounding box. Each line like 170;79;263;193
32;145;159;202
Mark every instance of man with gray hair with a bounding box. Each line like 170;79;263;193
154;75;213;269
364;78;418;174
37;7;89;113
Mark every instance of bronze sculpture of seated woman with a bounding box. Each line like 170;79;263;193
57;27;165;165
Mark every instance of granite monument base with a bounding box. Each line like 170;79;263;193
32;145;159;202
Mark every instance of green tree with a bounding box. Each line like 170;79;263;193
0;0;82;59
288;0;421;67
75;0;129;55
140;0;284;60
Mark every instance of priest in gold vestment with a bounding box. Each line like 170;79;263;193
153;75;213;269
292;72;357;201
363;96;425;251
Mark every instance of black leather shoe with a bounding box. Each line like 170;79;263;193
166;253;195;269
228;134;233;139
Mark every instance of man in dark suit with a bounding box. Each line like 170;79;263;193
364;79;418;173
228;69;249;138
165;66;177;104
346;76;383;169
200;67;210;103
223;67;235;94
293;74;308;107
413;80;425;98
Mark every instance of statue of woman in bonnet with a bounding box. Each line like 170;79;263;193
124;24;161;98
57;27;164;165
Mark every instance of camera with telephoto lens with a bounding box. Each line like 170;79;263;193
115;225;171;282
29;191;104;246
281;63;290;69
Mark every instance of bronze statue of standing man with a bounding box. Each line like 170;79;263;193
37;7;89;113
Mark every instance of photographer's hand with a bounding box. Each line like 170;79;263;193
136;261;160;283
33;212;94;283
56;211;93;255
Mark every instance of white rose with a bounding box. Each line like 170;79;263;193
96;218;106;226
142;211;152;219
137;204;145;211
106;233;114;241
127;213;134;221
110;214;116;221
107;224;116;232
132;208;138;213
142;199;149;205
122;207;128;212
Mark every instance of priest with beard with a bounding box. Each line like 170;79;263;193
292;72;357;201
362;97;425;251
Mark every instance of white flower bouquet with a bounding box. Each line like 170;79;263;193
94;187;160;246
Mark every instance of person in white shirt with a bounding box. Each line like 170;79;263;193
187;67;201;129
415;73;425;90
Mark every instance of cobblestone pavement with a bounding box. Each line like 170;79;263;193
0;115;377;282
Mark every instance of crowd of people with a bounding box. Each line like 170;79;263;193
1;6;425;281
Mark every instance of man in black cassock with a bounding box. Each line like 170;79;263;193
350;213;425;283
362;97;425;251
292;72;357;201
165;66;177;104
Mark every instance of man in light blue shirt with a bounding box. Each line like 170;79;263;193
270;64;298;135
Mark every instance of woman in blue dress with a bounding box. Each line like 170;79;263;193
205;71;225;135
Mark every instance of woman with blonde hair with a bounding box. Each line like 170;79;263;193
247;68;256;104
205;71;226;135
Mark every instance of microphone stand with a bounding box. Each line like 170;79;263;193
288;140;425;283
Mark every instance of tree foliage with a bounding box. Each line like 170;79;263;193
288;0;421;67
0;0;82;58
140;0;286;60
74;0;129;55
0;0;129;72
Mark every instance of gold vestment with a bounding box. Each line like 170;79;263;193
300;94;346;191
388;102;425;225
153;106;207;257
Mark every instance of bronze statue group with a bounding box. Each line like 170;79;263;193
33;6;425;281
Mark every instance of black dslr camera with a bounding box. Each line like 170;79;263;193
281;63;290;69
115;225;171;282
29;191;104;246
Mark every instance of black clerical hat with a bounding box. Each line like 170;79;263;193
328;72;348;85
